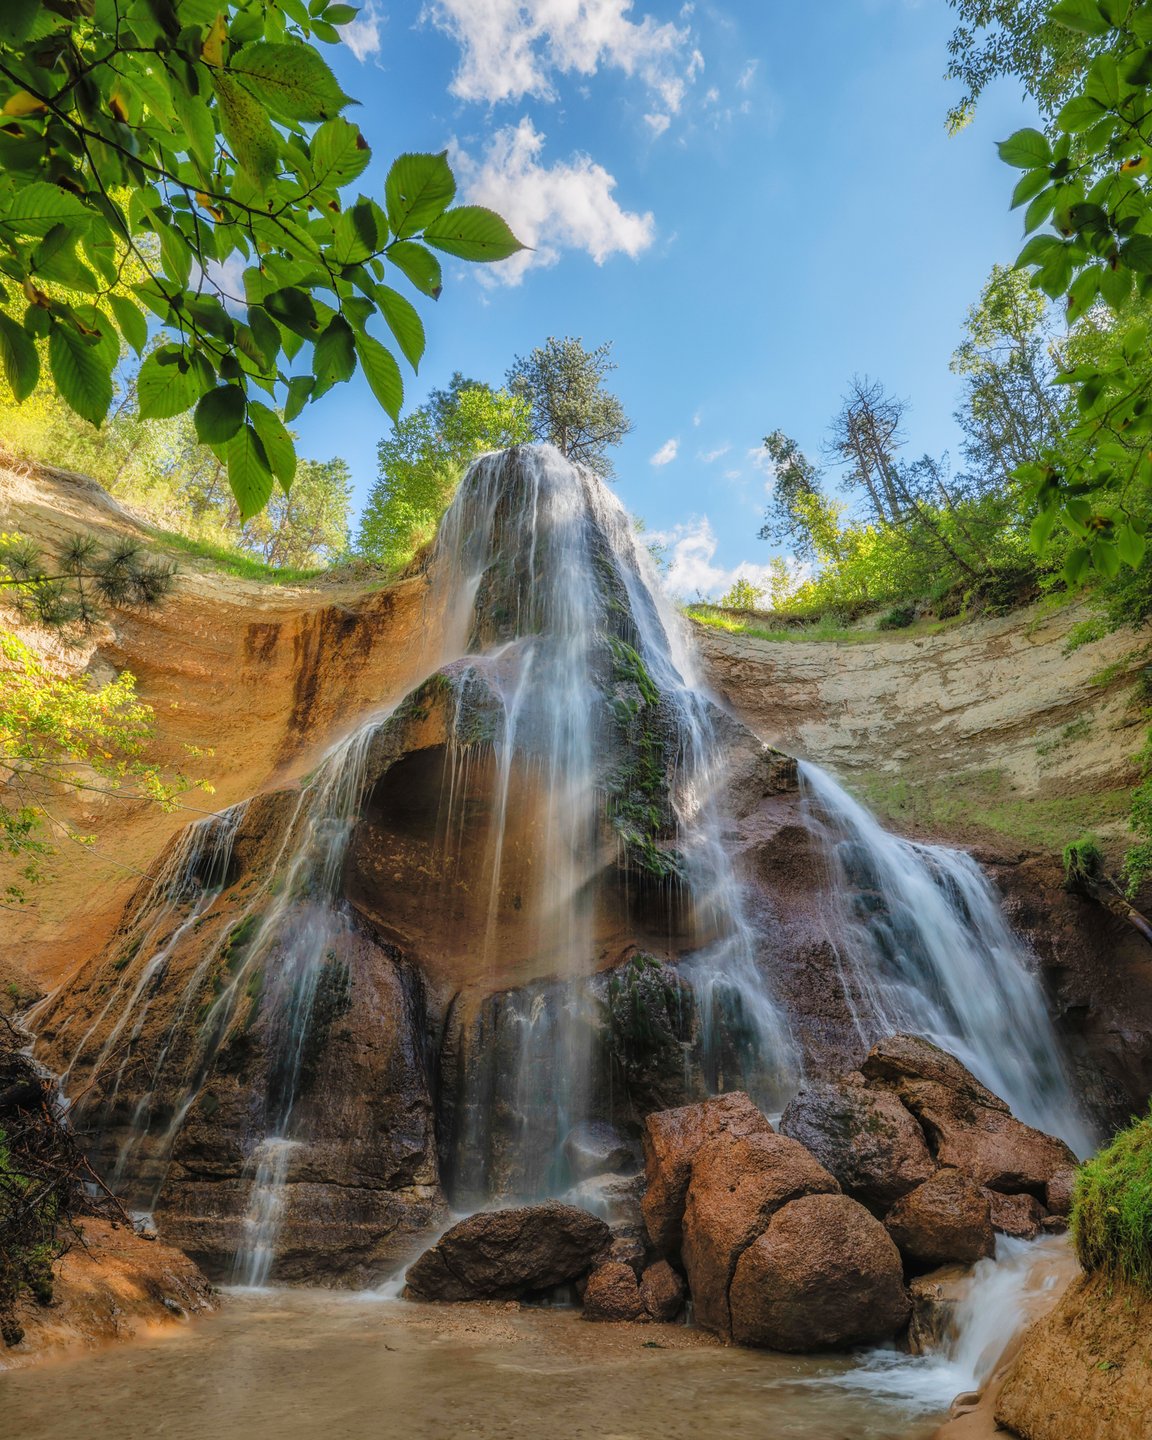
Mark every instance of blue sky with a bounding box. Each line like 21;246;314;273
292;1;1040;596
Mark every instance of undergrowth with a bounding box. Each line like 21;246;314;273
1072;1107;1152;1295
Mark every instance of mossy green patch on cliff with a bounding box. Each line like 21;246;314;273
1072;1106;1152;1295
849;767;1131;853
604;638;682;879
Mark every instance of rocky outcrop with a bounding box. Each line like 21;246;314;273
1;1219;215;1371
779;1077;936;1210
680;1130;840;1335
986;1189;1045;1240
728;1193;910;1351
640;1093;774;1255
404;1203;611;1301
995;1272;1152;1440
884;1170;994;1269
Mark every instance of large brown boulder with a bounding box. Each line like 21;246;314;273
779;1079;936;1210
640;1092;774;1254
681;1130;840;1336
728;1193;910;1351
985;1188;1045;1240
582;1261;646;1322
884;1168;994;1269
639;1260;686;1322
404;1202;610;1300
861;1034;1077;1197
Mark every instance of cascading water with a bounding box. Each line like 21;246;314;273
799;762;1092;1155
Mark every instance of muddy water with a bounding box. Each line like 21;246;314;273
1;1290;952;1440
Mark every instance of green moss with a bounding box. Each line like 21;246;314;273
152;529;327;584
1072;1107;1152;1295
1063;834;1105;892
604;639;682;879
851;767;1131;854
1036;716;1091;757
109;935;142;972
223;912;262;969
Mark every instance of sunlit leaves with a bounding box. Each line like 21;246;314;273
423;207;525;262
385;152;456;239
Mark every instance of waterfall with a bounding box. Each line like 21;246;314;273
798;762;1091;1155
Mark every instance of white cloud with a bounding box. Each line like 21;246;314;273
746;444;775;480
723;468;742;481
650;437;679;466
692;410;702;426
699;443;730;463
343;2;383;61
737;59;758;90
650;516;779;600
644;112;671;137
451;118;655;284
425;0;702;115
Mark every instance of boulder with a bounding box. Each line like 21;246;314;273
604;1230;647;1276
896;1080;1076;1195
728;1193;910;1351
641;1092;774;1254
404;1202;610;1301
682;1130;840;1336
860;1034;1010;1111
779;1079;935;1209
1046;1165;1077;1218
986;1188;1045;1240
564;1171;646;1227
582;1261;646;1322
563;1121;636;1181
884;1169;994;1268
639;1260;686;1322
906;1264;972;1355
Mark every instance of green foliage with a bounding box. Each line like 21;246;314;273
718;576;766;611
0;629;207;903
1063;832;1106;889
878;604;916;629
1072;1103;1152;1293
0;531;174;638
506;336;631;479
605;637;681;879
999;2;1152;588
0;4;522;520
357;373;532;569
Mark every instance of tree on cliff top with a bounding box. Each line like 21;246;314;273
506;337;632;479
0;1;523;521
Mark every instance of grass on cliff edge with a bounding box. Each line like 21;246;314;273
1073;1107;1152;1295
152;530;327;584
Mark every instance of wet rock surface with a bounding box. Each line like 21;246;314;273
728;1193;910;1352
582;1261;646;1322
404;1203;611;1302
638;1260;686;1322
883;1170;994;1269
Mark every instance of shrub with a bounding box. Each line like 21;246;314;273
1072;1107;1152;1295
1062;835;1104;893
878;604;915;630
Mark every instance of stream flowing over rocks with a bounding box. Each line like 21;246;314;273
3;446;1136;1437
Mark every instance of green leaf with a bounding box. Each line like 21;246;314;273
213;74;279;189
1056;94;1106;132
310;118;371;191
265;286;319;337
1029;507;1058;554
387;240;443;298
0;181;91;238
1116;523;1147;569
0;309;39;400
171;88;216;177
1100;262;1133;309
1121;235;1152;274
1090;539;1121;578
385;152;456;240
1063;544;1092;584
1024;187;1057;232
353;329;403;421
0;0;44;45
48;323;113;427
331;202;380;265
195;385;247;445
997;128;1052;169
325;3;359;21
422;206;525;262
312;314;356;396
227;424;275;520
1049;0;1110;36
283;373;314;422
248;400;296;489
1011;169;1050;209
231;42;351;123
107;292;149;355
378;285;425;369
137;348;203;419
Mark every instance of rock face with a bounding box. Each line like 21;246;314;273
884;1170;994;1269
582;1261;646;1322
404;1203;610;1301
728;1193;910;1352
986;1189;1045;1240
681;1130;840;1336
779;1078;936;1210
996;1272;1152;1440
640;1093;774;1255
906;1265;971;1355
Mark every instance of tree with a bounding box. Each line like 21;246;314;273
827;378;909;526
358;375;532;568
506;337;631;479
719;576;766;611
0;3;523;521
243;457;351;569
0;532;175;637
945;0;1102;131
0;630;203;904
758;429;826;560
